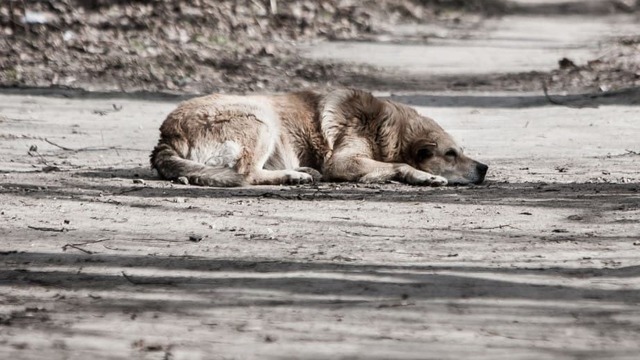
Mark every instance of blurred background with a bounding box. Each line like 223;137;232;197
1;0;639;94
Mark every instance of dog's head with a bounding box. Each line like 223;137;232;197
400;111;488;186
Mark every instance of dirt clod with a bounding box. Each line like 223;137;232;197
188;235;203;243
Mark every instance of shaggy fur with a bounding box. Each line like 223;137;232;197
150;88;488;186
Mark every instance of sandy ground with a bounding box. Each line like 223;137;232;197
2;9;640;360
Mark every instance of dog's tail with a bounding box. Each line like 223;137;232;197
150;142;246;187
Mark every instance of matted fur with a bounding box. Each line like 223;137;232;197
150;88;488;187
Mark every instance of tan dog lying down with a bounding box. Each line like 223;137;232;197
151;88;487;186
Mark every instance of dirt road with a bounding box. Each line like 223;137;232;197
303;13;640;76
1;8;640;360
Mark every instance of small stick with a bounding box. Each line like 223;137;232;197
542;81;566;106
541;80;587;109
62;238;111;253
44;138;75;151
28;225;69;232
44;138;143;153
63;244;93;254
340;229;404;238
121;271;175;286
111;187;146;195
469;224;519;230
121;271;140;285
27;148;48;164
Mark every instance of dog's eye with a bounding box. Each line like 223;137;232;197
417;148;433;160
445;149;458;158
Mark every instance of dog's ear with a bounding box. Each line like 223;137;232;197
412;140;437;163
343;89;386;123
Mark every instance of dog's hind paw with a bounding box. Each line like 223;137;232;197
295;167;323;182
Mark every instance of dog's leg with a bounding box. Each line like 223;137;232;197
325;155;447;186
357;160;447;186
250;169;314;185
245;121;315;185
151;142;246;186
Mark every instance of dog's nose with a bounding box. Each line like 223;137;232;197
474;162;488;184
476;162;488;176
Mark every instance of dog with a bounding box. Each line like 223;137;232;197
150;88;488;187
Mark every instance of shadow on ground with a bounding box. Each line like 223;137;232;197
1;252;640;314
2;173;639;212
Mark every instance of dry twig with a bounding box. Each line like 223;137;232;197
44;138;142;153
63;244;94;254
28;225;70;232
469;224;518;230
62;238;111;253
121;271;175;286
341;229;404;238
44;138;74;151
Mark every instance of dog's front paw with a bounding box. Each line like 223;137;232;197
285;171;314;185
428;175;448;187
409;172;448;187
